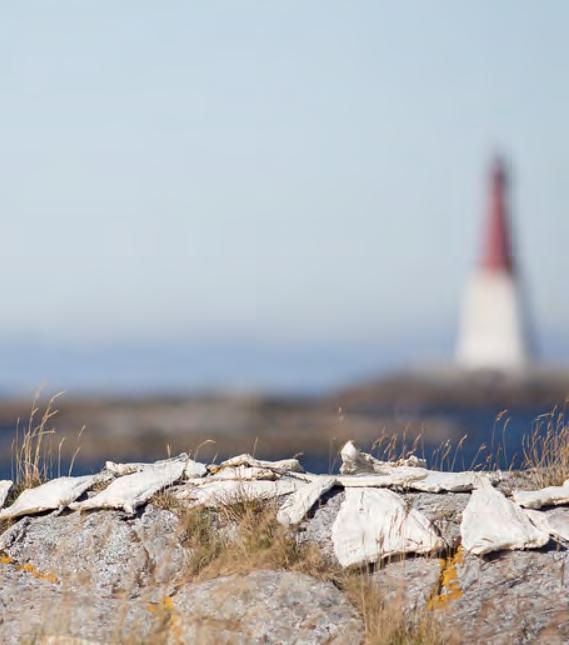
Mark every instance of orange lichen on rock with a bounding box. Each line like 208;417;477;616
0;552;58;584
427;547;464;610
19;561;58;584
147;596;174;613
147;595;184;641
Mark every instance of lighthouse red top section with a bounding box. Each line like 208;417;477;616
481;158;513;274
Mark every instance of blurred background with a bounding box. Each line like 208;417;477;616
1;1;569;476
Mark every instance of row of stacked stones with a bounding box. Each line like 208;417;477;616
2;440;569;565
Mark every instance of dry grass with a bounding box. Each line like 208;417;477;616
368;427;491;474
1;393;63;533
329;404;510;476
367;407;569;483
11;391;62;489
342;573;451;645
371;430;425;467
2;392;85;533
521;407;569;488
154;490;329;583
357;405;569;492
9;391;84;492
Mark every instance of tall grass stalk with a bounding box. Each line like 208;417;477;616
522;407;569;488
10;391;65;488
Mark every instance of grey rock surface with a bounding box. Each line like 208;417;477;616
298;488;345;561
2;484;569;644
372;557;441;613
171;569;364;644
0;504;184;598
0;564;165;644
440;549;569;643
0;560;363;645
408;491;470;549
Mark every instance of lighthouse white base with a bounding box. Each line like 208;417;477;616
455;269;530;371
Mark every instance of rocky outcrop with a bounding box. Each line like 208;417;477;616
3;494;569;643
2;444;569;643
447;549;569;643
0;505;184;598
0;569;167;644
0;546;363;644
171;570;363;644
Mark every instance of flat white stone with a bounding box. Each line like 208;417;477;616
209;466;277;481
336;468;427;488
104;453;206;479
547;512;569;541
0;474;107;520
339;440;426;475
0;480;12;509
277;476;337;525
524;509;550;533
276;471;323;484
525;508;569;542
184;459;208;479
460;480;549;555
512;481;569;509
71;458;186;514
332;488;442;567
219;454;304;473
409;470;498;493
176;478;304;507
104;454;186;474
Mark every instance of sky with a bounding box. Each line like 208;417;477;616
1;2;569;393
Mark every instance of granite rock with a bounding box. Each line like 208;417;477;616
170;569;363;644
438;549;569;643
0;504;184;598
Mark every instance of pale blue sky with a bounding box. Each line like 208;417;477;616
1;2;569;391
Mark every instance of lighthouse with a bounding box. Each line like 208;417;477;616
455;159;532;371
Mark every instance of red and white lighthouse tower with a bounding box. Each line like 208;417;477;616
455;158;532;370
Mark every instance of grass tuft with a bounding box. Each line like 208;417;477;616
341;572;452;645
7;390;86;495
11;391;62;489
522;407;569;488
156;490;329;582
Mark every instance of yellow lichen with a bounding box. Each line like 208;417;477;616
427;547;464;610
147;596;174;613
147;595;184;641
0;553;58;583
19;561;58;583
